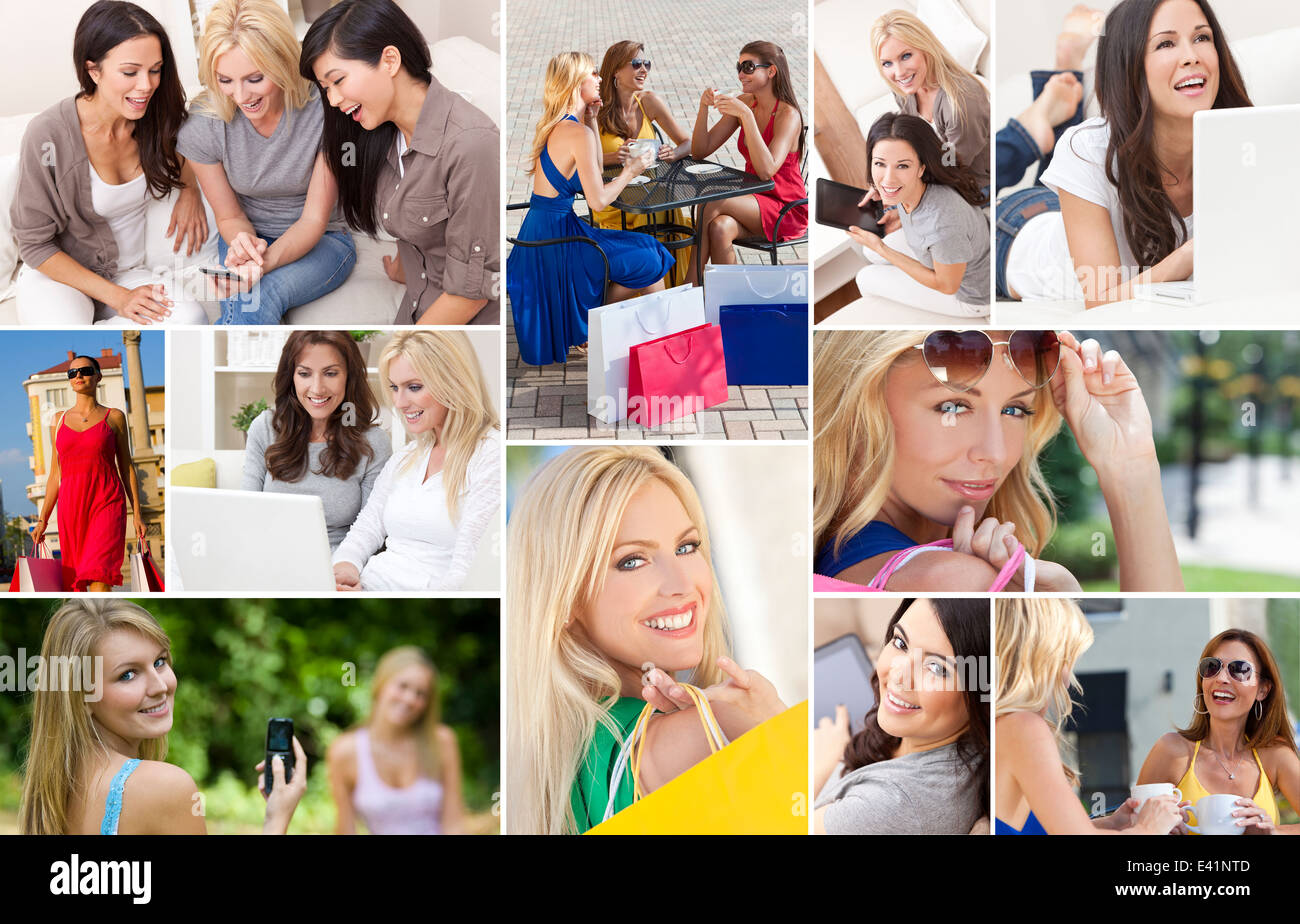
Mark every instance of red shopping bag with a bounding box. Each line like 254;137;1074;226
627;323;728;427
9;540;72;592
130;541;165;592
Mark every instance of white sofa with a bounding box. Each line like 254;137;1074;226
0;35;500;326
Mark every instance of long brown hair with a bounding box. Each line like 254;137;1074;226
596;40;644;141
866;112;987;207
739;40;804;157
1178;629;1295;752
265;331;379;483
1092;0;1251;268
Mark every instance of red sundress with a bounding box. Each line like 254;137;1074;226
739;100;809;242
55;413;127;590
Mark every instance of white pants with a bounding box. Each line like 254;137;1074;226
16;263;208;326
855;230;988;318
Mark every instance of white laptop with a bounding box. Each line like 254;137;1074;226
1134;104;1300;304
169;488;335;591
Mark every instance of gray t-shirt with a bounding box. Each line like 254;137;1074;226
814;743;983;835
240;410;392;549
177;91;346;237
898;183;990;306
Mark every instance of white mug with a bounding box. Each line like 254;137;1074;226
1130;782;1182;809
1185;793;1245;836
629;139;657;166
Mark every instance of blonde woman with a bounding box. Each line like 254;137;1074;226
332;331;500;591
180;0;355;324
507;446;788;835
19;598;306;835
506;51;672;366
995;598;1180;835
812;329;1183;592
327;647;465;835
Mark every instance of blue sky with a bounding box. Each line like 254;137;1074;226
0;332;164;521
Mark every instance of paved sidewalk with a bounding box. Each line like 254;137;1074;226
505;0;810;440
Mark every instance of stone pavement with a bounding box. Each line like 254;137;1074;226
505;0;810;440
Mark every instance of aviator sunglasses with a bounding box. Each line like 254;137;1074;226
736;60;772;74
913;330;1061;393
630;58;652;71
1198;657;1256;683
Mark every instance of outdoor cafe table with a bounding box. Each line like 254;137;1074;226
606;157;776;284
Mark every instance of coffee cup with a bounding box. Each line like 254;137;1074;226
629;138;657;167
1130;782;1181;809
1185;793;1245;836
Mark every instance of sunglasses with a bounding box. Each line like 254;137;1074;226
912;330;1061;393
736;60;772;75
1198;657;1256;683
67;367;97;380
630;58;652;71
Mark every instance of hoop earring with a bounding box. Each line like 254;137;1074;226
1254;700;1263;720
1192;692;1208;715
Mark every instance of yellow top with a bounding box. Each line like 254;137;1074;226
1177;740;1278;831
593;95;655;229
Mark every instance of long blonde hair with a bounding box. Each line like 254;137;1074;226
377;331;499;522
368;646;443;780
526;51;594;175
870;10;988;132
506;447;729;835
19;599;171;835
194;0;315;122
813;330;1062;564
995;598;1093;784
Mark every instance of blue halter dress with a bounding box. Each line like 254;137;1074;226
507;115;672;366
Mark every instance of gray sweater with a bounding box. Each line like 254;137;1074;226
815;743;983;835
897;74;990;185
240;410;392;549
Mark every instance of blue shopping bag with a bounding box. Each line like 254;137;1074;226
718;302;809;385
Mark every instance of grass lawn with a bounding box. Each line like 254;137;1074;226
1082;565;1300;593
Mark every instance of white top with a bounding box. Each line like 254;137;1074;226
332;430;500;591
89;167;147;270
395;132;408;179
1009;118;1194;300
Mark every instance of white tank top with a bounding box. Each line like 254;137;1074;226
89;166;148;271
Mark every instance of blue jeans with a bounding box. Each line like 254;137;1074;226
216;229;356;324
995;187;1060;298
995;69;1085;194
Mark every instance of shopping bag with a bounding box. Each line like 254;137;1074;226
9;540;71;592
588;695;808;835
587;284;705;424
130;541;165;592
702;263;808;327
719;302;809;385
627;324;728;427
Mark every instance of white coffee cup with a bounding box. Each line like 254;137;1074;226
1130;782;1182;809
1185;793;1245;836
629;138;657;166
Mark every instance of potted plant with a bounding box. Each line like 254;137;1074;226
350;330;380;366
231;399;269;446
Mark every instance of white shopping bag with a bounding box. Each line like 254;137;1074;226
587;284;705;424
702;264;809;327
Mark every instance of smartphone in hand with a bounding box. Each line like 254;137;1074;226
199;265;242;282
264;717;294;794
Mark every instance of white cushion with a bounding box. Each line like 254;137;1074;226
1233;26;1300;107
917;0;987;74
0;153;21;300
431;36;501;127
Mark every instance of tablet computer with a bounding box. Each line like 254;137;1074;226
814;633;876;733
815;177;884;235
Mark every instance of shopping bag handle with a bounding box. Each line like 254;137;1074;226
739;271;797;300
663;336;693;364
634;298;671;335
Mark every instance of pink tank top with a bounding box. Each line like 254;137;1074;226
352;727;444;835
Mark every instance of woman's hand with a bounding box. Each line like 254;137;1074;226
382;248;405;284
134;507;147;544
640;667;694;713
225;231;267;269
1233;797;1275;834
814;704;851;775
167;186;209;256
950;506;1082;592
334;562;361;592
111;283;173;324
620;149;651;179
583;98;601;125
32;520;47;546
699;87;717;110
713;93;749;121
615;140;634;164
1050;331;1158;474
1167;238;1194;282
657;143;681;162
257;735;308;835
1101;796;1141;830
210;261;264;300
702;657;786;739
847;223;887;256
1133;794;1182;835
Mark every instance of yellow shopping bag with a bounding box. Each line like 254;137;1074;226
588;696;809;835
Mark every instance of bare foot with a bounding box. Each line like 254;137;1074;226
1017;72;1083;156
1056;5;1103;70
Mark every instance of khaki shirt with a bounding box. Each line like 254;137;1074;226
377;78;500;324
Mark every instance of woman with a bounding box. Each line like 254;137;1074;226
327;647;465;835
301;0;499;325
871;9;991;188
1137;628;1299;834
507;52;671;366
19;598;307;834
241;331;392;550
995;598;1181;835
10;0;208;326
813;329;1184;592
997;0;1250;306
332;331;500;591
850;113;989;317
593;40;694;281
813;598;989;835
32;355;143;592
180;0;356;325
506;446;788;835
686;41;807;282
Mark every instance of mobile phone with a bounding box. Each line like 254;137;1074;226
199;265;242;281
264;717;294;793
815;177;885;235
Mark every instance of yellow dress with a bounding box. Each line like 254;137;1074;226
1176;740;1279;833
596;94;693;283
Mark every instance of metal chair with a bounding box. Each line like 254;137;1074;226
732;127;809;265
506;199;610;306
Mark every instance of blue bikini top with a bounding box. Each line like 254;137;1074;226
814;521;917;576
100;758;141;835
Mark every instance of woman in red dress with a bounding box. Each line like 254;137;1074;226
685;40;807;284
33;355;145;592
